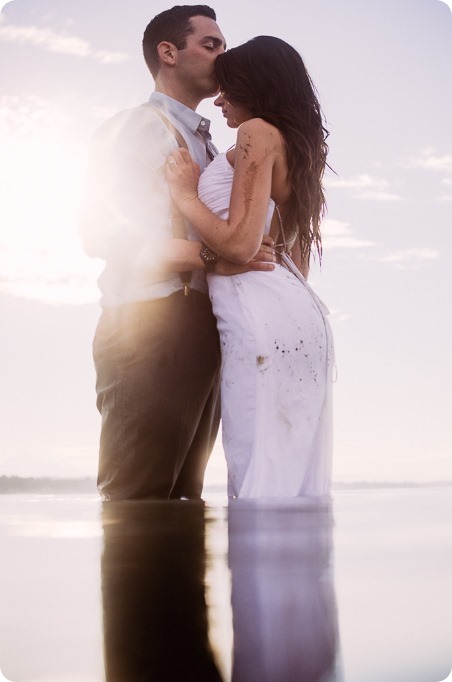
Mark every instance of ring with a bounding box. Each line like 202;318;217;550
168;157;177;166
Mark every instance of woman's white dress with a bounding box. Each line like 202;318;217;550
198;153;334;499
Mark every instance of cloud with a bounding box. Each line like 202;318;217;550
325;173;403;201
0;22;90;55
401;148;452;174
322;219;376;250
437;178;452;201
379;248;440;269
93;49;128;64
400;150;452;200
0;22;129;63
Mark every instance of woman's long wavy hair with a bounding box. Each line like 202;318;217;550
215;36;329;263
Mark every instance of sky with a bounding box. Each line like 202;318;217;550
0;0;451;485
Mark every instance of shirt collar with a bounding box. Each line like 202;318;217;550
149;92;211;134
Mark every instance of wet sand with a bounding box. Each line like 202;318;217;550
0;487;451;681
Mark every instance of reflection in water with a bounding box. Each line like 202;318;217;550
228;501;340;682
101;500;223;682
101;499;341;682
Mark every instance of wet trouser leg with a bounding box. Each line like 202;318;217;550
93;290;221;500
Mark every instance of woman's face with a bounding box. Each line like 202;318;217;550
214;92;253;128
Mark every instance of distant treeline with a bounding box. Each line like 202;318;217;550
332;480;452;489
0;476;97;494
0;476;450;494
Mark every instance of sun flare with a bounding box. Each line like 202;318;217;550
0;95;101;304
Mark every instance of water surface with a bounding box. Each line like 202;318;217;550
0;487;451;681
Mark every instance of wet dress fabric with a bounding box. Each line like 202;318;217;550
198;153;334;499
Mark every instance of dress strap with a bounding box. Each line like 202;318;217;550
273;205;336;382
274;205;289;253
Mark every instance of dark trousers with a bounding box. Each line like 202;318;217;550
93;290;221;500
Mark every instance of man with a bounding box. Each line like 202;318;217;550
81;6;274;501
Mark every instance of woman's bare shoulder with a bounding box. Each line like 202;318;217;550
238;117;280;138
236;118;283;159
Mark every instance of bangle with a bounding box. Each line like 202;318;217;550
199;243;219;272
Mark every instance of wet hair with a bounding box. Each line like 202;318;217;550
143;5;216;78
215;36;329;263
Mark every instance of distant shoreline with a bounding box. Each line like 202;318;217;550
0;476;451;494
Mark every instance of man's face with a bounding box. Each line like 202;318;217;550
175;16;226;98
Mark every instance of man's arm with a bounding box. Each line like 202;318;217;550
157;237;276;275
80;107;275;279
80;107;179;267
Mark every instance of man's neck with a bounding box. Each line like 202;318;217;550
154;82;201;111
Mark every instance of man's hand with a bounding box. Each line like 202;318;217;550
213;235;277;275
166;148;200;207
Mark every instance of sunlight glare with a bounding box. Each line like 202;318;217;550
0;95;102;304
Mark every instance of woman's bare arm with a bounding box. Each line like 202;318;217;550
166;118;279;264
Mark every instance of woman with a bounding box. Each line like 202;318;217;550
166;36;334;499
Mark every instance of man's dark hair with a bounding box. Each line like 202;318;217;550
143;5;216;78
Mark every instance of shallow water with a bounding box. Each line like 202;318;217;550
0;487;451;682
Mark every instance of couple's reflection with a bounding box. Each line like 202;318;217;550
101;499;340;682
228;501;340;682
101;500;223;681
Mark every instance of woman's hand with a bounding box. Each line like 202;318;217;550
165;148;200;208
213;235;277;275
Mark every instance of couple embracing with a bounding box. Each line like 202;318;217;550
81;5;334;502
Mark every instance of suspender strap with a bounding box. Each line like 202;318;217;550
145;104;192;295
